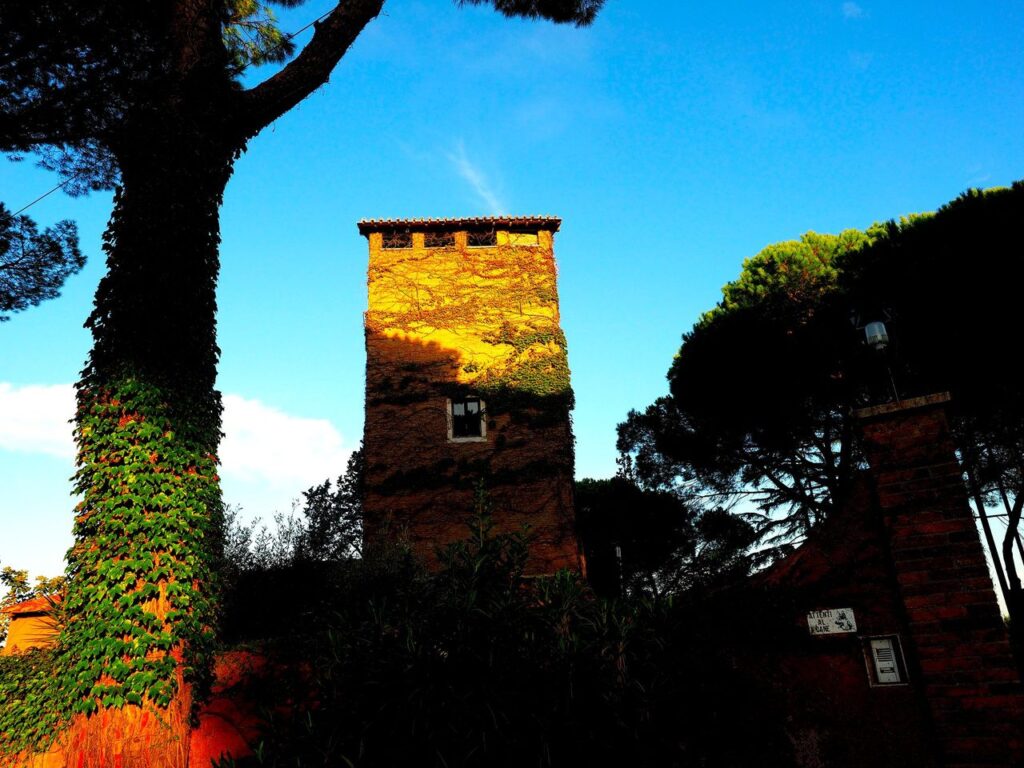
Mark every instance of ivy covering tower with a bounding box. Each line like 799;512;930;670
359;217;579;574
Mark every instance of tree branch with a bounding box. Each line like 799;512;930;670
1003;487;1024;595
171;0;227;80
236;0;384;138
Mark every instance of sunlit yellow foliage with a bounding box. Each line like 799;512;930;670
365;229;569;398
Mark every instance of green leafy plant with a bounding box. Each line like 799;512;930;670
211;503;792;767
0;649;70;756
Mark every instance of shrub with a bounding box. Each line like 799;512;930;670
217;511;793;767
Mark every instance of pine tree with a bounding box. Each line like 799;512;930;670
0;203;83;321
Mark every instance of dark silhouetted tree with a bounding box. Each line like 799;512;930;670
838;183;1024;629
0;204;82;321
618;230;878;550
297;446;364;562
575;476;755;597
619;184;1024;629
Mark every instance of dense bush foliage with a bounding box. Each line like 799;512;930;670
216;511;792;768
0;568;68;756
0;649;69;756
1;478;792;766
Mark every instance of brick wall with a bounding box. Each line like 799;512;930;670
856;394;1024;767
750;476;939;768
737;393;1024;767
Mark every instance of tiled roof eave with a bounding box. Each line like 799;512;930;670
357;216;561;236
1;595;61;616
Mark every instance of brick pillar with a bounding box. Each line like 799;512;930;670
856;393;1024;768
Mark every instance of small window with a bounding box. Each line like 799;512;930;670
466;230;497;247
424;231;456;248
448;397;486;441
382;230;413;249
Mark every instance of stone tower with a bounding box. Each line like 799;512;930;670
357;216;579;574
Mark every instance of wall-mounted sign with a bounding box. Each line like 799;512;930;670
807;608;857;635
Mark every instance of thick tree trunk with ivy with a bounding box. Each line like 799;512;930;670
61;139;234;765
41;4;391;762
44;3;387;761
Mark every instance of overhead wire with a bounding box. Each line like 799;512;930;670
11;177;75;217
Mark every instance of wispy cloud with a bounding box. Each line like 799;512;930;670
220;394;348;489
0;383;75;458
0;383;349;492
842;2;865;19
848;51;874;71
965;170;992;187
446;141;506;215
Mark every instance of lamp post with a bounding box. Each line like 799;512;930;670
851;314;900;403
864;320;889;352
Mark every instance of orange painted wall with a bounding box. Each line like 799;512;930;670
1;612;59;656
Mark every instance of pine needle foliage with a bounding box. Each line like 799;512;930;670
0;203;83;321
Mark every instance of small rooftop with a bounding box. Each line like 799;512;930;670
357;216;561;236
1;595;60;616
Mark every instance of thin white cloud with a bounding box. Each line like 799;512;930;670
446;140;506;215
220;394;348;489
0;383;348;491
0;382;76;458
842;2;865;19
848;51;874;71
964;165;992;187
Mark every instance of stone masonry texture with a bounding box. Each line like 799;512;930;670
358;219;579;574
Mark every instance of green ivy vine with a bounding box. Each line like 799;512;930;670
0;649;68;756
366;236;575;495
61;374;221;717
41;147;229;756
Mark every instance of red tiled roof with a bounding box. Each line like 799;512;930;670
357;216;561;235
1;595;61;616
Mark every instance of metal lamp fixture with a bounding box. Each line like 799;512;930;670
864;320;889;351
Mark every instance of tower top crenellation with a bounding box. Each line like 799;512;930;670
357;216;561;235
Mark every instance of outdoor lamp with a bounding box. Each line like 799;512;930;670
864;320;889;351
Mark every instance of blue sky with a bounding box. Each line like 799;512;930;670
2;0;1023;584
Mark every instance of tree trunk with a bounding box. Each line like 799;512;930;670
60;140;235;768
965;464;1011;609
997;481;1024;566
1003;493;1024;598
